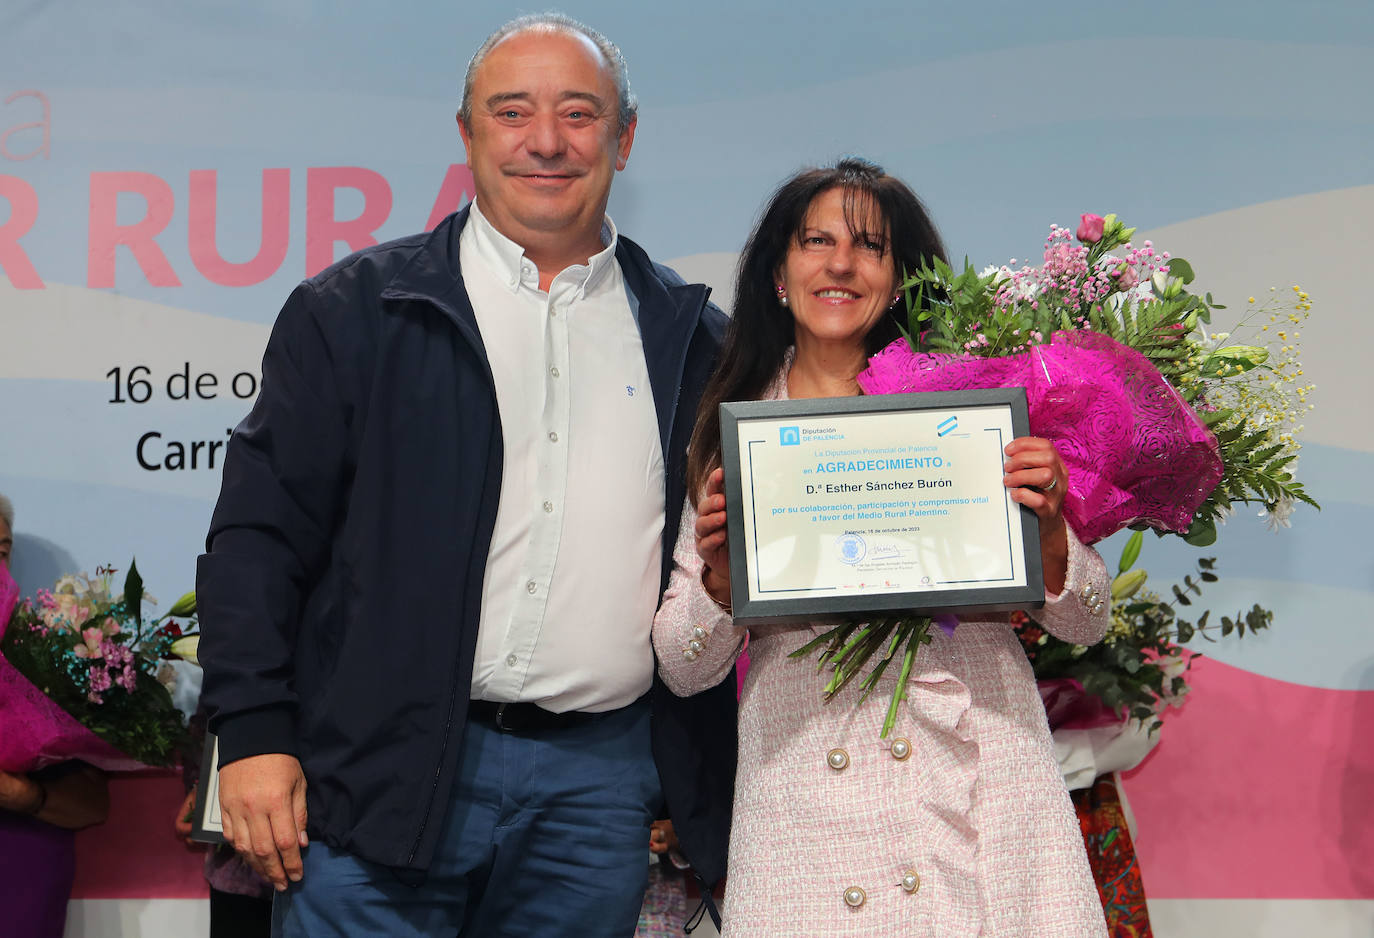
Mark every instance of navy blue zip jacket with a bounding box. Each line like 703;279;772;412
196;207;737;884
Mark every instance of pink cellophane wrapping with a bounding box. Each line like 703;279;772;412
857;330;1223;544
0;565;146;773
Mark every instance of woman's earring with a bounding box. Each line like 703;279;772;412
890;293;902;309
776;284;789;308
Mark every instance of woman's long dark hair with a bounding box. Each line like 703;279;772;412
685;158;947;498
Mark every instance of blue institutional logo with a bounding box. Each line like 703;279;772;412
937;415;958;437
779;426;801;446
837;533;866;565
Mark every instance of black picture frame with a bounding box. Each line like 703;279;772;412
189;732;226;845
719;387;1043;625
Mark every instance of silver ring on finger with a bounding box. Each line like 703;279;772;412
1044;476;1057;492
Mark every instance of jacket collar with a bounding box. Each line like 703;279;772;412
378;206;475;328
379;207;710;456
616;235;711;461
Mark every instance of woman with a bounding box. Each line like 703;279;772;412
0;495;110;938
652;159;1110;936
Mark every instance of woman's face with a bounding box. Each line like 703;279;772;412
775;186;897;352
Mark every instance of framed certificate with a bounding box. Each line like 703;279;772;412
720;388;1044;624
189;732;226;844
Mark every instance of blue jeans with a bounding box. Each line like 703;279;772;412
272;698;659;937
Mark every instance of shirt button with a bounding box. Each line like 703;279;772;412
890;738;912;761
548;431;559;443
827;748;850;771
901;869;921;893
549;366;560;378
543;500;554;513
525;580;537;594
843;886;866;908
505;653;518;667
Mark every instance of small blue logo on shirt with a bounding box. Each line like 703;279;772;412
779;426;801;446
626;385;636;397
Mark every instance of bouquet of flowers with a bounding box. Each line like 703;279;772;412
794;213;1315;736
0;560;199;771
1021;530;1271;735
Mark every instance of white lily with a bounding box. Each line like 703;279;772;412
169;634;201;666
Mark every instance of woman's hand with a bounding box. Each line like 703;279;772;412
1003;436;1070;594
0;764;108;830
0;769;45;816
648;819;680;855
696;467;733;608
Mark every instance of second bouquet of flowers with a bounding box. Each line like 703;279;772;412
0;561;198;772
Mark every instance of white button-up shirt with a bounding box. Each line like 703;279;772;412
461;201;665;713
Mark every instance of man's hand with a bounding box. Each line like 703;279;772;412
218;753;309;891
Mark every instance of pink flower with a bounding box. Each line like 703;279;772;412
101;640;133;667
88;666;113;700
73;627;106;658
117;666;138;693
42;594;90;631
1114;263;1138;290
1076;213;1105;244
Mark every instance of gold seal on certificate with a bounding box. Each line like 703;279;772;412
720;388;1044;624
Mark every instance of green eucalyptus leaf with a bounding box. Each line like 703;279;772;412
1183;515;1217;547
1166;257;1196;284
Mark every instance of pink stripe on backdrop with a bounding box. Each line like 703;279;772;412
1122;657;1374;899
71;772;207;898
67;657;1372;901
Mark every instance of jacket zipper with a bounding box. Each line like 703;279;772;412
405;311;499;868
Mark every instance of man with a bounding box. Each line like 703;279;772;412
196;14;735;938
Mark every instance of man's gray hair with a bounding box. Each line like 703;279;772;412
458;13;638;131
0;493;12;531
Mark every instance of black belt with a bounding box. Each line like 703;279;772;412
467;699;601;734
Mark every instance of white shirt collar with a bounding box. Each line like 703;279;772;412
467;198;619;296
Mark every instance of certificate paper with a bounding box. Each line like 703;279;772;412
721;389;1043;624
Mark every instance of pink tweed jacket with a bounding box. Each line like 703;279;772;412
653;373;1111;937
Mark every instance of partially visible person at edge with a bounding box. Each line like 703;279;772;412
195;13;734;938
0;492;112;938
652;159;1111;936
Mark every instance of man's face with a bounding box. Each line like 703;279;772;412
0;517;11;570
458;28;636;253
